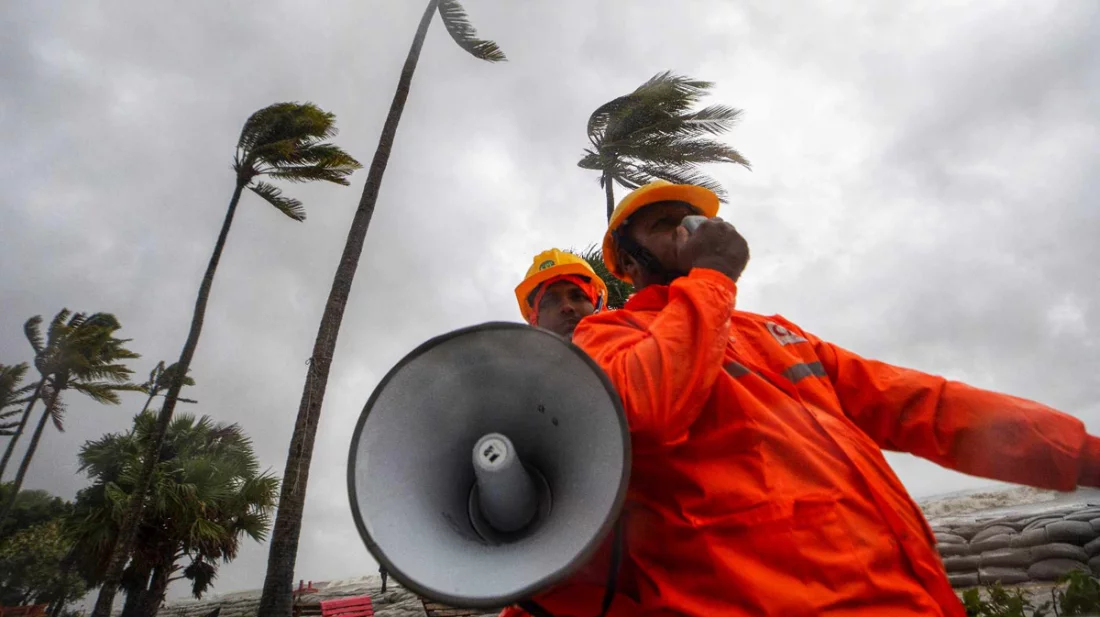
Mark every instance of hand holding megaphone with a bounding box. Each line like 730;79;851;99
675;214;750;282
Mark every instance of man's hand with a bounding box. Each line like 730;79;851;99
674;217;750;282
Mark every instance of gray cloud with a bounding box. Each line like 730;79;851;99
1;0;1097;604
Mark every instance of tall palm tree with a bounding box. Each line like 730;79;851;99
0;363;34;440
0;311;139;528
578;71;752;221
90;103;361;617
72;411;278;617
258;3;505;616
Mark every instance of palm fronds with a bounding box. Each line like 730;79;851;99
232;102;362;221
71;411;278;600
437;0;507;62
579;71;751;218
0;364;35;434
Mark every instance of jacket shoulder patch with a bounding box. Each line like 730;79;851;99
766;321;808;346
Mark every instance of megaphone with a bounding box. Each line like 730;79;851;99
347;322;631;609
681;214;707;233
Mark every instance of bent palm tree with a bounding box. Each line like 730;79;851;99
0;317;60;481
0;311;139;528
258;3;504;616
90;103;361;617
578;71;751;221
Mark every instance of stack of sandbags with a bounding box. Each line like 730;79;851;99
931;505;1100;587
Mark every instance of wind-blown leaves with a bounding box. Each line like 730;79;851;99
0;364;34;434
24;317;44;355
248;182;306;222
579;71;751;218
0;310;140;531
437;0;507;62
232;102;361;222
139;361;197;409
40;311;140;423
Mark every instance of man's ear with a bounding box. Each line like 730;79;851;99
618;248;640;283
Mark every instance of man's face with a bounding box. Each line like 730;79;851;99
535;280;596;339
620;201;698;288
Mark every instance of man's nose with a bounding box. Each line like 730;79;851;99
560;301;577;315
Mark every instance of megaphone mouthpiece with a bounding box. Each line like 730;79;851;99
473;433;538;533
681;214;707;234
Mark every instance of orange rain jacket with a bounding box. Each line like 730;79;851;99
503;267;1100;617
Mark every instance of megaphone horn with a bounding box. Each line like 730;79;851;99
347;322;630;609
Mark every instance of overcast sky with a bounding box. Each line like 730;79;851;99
2;0;1098;604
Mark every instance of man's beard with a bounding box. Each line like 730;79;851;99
650;265;690;287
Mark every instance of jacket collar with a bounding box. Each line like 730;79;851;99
623;283;671;311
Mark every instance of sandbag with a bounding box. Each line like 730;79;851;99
1031;543;1088;563
1046;521;1095;545
1028;559;1090;581
979;567;1030;585
979;548;1032;569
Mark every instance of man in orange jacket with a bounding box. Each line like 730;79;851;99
504;180;1100;617
515;249;608;340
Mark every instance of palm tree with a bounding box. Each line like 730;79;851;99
258;3;504;616
136;361;196;413
0;363;34;440
89;103;361;617
71;411;278;617
578;71;752;221
0;311;139;528
0;317;62;481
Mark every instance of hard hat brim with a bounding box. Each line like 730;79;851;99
514;263;609;323
602;183;721;282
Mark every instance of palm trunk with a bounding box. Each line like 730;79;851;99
0;378;44;481
604;172;616;221
0;385;60;527
136;562;171;617
90;181;248;617
139;390;156;414
47;547;80;617
120;561;153;617
120;585;145;617
257;2;440;616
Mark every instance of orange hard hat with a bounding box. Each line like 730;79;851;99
515;249;608;323
602;180;720;282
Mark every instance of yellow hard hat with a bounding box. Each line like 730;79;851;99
602;180;720;282
515;249;608;323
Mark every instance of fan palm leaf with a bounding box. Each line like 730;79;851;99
72;411;278;603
